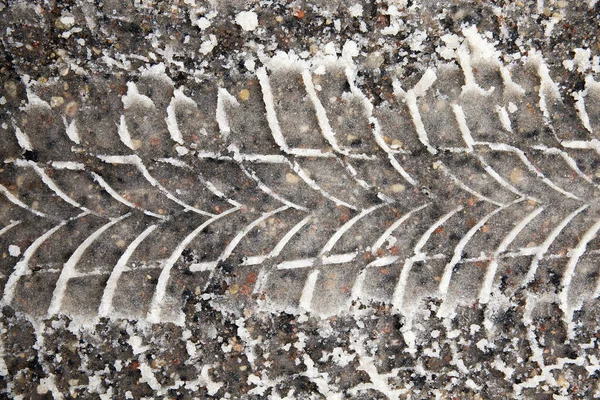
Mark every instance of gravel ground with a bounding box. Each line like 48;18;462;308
1;0;600;399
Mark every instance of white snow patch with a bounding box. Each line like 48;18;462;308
13;126;33;151
59;15;76;28
186;341;197;357
462;25;501;63
235;11;258;32
128;335;149;355
199;34;217;55
62;117;81;144
407;30;427;52
348;4;363;17
166;87;196;144
437;33;462;60
140;63;174;86
563;48;592;73
8;245;20;257
244;59;256;71
324;42;337;55
24;91;51;110
342;40;359;60
196;17;211;30
51;161;85;170
139;363;162;391
117;115;136;150
122;82;155;109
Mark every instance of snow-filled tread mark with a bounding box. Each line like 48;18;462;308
2;27;600;325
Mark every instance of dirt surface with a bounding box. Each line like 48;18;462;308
1;0;600;398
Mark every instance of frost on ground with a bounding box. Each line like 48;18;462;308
1;0;600;398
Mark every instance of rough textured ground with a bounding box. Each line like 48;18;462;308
1;0;600;398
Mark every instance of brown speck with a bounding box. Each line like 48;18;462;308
246;272;257;284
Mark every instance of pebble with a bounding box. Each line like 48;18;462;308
286;172;300;184
36;384;49;395
4;81;17;98
391;139;403;148
239;89;250;101
509;167;525;184
65;101;79;117
132;139;143;150
51;96;65;108
365;52;384;69
390;183;406;193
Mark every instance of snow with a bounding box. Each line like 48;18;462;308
8;245;20;257
121;82;155;109
59;15;75;28
196;17;211;30
342;40;359;60
235;11;258;32
199;34;217;55
348;4;363;17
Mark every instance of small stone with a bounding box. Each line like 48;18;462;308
132;139;143;150
239;89;250;101
115;239;126;248
5;81;17;98
286;172;300;184
36;384;49;395
50;96;65;108
365;52;384;69
65;101;78;117
391;139;403;148
556;374;569;388
55;15;76;30
509;167;525;184
229;284;239;295
390;183;406;193
16;175;25;188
